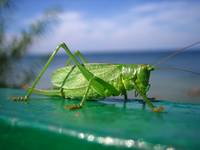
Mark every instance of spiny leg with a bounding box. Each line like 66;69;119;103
64;77;94;110
65;50;88;66
60;65;76;98
61;50;89;97
134;83;154;109
134;90;146;108
134;90;152;109
123;90;128;108
11;43;88;101
141;93;164;112
74;50;88;64
133;81;164;112
124;90;128;101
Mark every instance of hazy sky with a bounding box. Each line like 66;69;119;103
12;0;200;54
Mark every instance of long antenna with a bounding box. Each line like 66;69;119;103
154;41;200;66
158;67;200;76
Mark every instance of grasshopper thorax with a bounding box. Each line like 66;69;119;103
121;64;155;93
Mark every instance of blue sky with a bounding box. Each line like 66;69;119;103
10;0;200;54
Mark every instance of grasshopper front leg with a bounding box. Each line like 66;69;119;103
140;93;164;112
133;81;164;112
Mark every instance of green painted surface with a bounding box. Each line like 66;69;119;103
0;88;200;150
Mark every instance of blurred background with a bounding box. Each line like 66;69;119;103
0;0;200;103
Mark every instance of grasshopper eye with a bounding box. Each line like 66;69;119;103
147;65;155;71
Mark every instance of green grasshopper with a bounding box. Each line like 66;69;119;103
12;42;200;112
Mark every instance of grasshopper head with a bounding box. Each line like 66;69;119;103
122;64;155;92
146;64;155;72
135;64;155;94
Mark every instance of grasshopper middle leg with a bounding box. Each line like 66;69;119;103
64;77;94;110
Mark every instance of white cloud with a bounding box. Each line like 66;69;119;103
29;1;200;54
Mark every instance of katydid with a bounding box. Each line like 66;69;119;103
11;42;200;112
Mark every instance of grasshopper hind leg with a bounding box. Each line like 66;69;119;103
60;50;88;99
11;96;28;102
11;43;89;102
